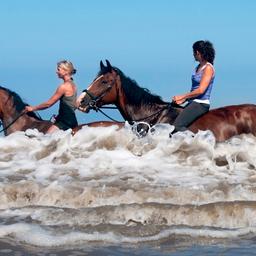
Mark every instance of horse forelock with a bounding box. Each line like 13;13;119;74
0;86;42;120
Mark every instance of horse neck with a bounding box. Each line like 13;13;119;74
112;74;181;125
115;91;170;124
1;105;22;135
0;93;13;134
3;111;52;136
1;104;51;136
0;89;52;135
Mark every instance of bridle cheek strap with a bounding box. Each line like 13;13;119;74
82;85;113;110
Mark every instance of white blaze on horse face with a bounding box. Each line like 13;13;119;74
76;92;86;112
76;92;86;106
77;75;105;112
88;75;104;90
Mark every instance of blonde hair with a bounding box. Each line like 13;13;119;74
57;60;77;75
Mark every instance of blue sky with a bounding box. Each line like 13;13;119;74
1;0;256;124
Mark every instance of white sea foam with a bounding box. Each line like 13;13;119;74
1;125;256;247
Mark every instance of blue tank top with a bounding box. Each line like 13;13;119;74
190;63;215;103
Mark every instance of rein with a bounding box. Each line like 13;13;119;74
82;86;122;123
85;94;171;125
82;87;172;124
0;111;26;134
129;104;171;123
95;108;122;123
82;89;120;122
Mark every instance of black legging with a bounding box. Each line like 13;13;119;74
171;101;210;134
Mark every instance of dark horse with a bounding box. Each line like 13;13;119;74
0;86;122;136
77;60;256;142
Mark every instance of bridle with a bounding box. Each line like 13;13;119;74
81;84;113;111
80;74;174;125
81;81;122;122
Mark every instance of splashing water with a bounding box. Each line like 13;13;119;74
0;123;256;250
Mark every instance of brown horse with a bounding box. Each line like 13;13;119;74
0;86;123;136
77;60;256;142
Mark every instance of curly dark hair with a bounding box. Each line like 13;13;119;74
193;40;215;64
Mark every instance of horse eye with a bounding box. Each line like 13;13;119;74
102;80;108;85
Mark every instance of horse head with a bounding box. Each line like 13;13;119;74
77;60;120;113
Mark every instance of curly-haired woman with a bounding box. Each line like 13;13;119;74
171;40;216;134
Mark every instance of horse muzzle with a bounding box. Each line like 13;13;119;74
77;92;92;113
79;97;99;113
78;105;90;113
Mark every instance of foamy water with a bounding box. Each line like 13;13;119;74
0;123;256;248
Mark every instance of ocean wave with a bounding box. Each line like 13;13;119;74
0;125;256;246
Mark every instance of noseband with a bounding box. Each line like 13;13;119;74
81;83;113;111
80;79;124;122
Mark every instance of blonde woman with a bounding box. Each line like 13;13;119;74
25;60;78;133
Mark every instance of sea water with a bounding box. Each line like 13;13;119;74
0;123;256;255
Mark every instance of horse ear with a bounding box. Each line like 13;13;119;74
106;59;112;71
100;60;106;71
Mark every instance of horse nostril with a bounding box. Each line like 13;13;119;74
80;99;87;107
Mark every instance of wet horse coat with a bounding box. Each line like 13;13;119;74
77;60;256;142
0;86;53;135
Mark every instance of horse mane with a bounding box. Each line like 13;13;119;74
0;86;42;120
97;68;167;106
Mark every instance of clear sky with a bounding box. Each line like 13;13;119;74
1;0;256;124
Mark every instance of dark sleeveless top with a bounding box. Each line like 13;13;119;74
55;92;78;130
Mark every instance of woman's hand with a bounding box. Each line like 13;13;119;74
172;95;186;105
25;106;34;112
